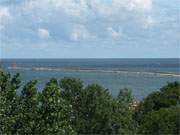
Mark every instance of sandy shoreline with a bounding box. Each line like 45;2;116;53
8;66;180;77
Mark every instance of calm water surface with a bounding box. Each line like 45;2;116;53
1;58;179;100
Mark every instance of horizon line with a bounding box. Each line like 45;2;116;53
0;58;180;59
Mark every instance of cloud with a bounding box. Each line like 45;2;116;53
0;0;155;41
0;0;173;45
0;6;11;24
25;0;89;18
90;0;152;18
128;0;152;12
1;0;179;58
23;0;154;41
143;16;156;29
23;0;153;22
0;6;10;19
38;28;50;39
107;27;122;39
70;24;94;41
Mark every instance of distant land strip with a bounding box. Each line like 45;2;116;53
7;66;180;77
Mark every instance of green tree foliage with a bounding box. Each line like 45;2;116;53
38;78;75;134
82;84;134;134
134;82;180;134
116;88;136;134
134;82;180;123
117;88;133;104
60;78;134;134
0;71;75;134
60;78;84;132
139;107;180;134
80;84;114;134
0;70;179;135
13;80;38;134
0;71;20;134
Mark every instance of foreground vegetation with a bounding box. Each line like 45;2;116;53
0;70;179;135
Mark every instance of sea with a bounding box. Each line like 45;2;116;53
0;58;180;100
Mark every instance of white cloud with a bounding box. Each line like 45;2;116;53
1;0;155;43
24;0;153;19
143;16;156;29
56;0;89;17
90;0;152;18
23;0;154;25
25;0;89;18
107;27;122;39
0;7;10;19
38;28;50;39
0;6;11;31
128;0;152;12
70;24;94;41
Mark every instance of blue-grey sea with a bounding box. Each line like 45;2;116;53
1;58;180;100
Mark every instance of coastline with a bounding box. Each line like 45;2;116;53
7;66;180;77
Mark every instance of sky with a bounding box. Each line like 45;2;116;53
0;0;179;58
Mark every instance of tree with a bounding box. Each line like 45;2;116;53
134;82;180;135
0;71;76;134
59;77;84;132
138;107;180;134
0;71;20;134
60;78;135;134
116;88;136;134
38;78;76;134
80;84;113;134
117;88;133;104
60;77;83;102
13;80;39;134
77;84;134;134
0;70;179;134
134;82;180;124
